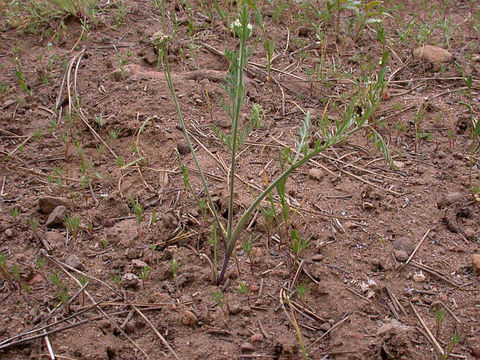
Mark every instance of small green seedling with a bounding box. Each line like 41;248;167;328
242;237;255;275
212;291;229;314
171;258;179;281
140;265;151;286
10;207;20;221
130;197;143;236
64;216;80;241
291;230;311;264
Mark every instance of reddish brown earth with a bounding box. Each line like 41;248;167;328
0;1;479;359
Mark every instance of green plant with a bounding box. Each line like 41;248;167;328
291;230;311;263
457;67;480;202
326;0;361;41
10;207;20;221
352;1;388;42
433;305;447;338
64;216;80;241
129;197;143;236
79;276;89;306
101;238;108;248
171;258;179;281
13;54;31;95
140;265;150;286
212;290;229;314
242;236;255;275
117;51;131;79
0;253;15;290
156;6;392;285
440;333;460;360
111;271;122;288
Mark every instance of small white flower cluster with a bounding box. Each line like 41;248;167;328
152;31;172;51
230;18;253;39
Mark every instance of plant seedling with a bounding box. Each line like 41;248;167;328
64;216;80;241
208;223;218;282
130;197;143;237
111;271;122;288
242;237;255;275
10;207;20;221
171;258;179;281
212;291;229;314
291;230;311;264
433;304;447;338
140;266;150;286
0;253;15;290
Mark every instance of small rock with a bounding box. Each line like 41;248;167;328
250;333;263;343
132;259;148;268
412;45;453;69
181;310;197;326
394;249;409;262
240;342;255;353
45;231;64;249
241;306;252;315
308;168;323;181
65;254;82;269
29;273;44;285
5;228;13;238
311;254;324;261
393;161;405;169
413;272;426;282
229;304;241;315
38;196;68;214
472;254;480;275
177;142;190;155
98;320;111;331
46;206;66;228
464;227;476;240
125;320;136;333
250;284;259;292
437;192;464;209
120;273;139;289
319;323;331;332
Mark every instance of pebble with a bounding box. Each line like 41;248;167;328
4;228;13;238
65;254;82;269
45;231;64;249
437;192;464;209
38;196;68;214
46;206;66;228
393;161;405;169
229;304;241;315
250;333;263;343
29;273;44;285
125;320;136;333
412;45;453;69
464;227;476;240
319;323;331;332
308;168;323;181
311;254;324;262
120;273;139;289
181;310;197;326
240;342;254;352
472;254;480;275
132;259;148;268
177;142;190;155
394;249;409;262
413;272;426;282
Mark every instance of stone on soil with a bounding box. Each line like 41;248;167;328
394;249;409;262
308;168;323;181
240;342;254;352
65;254;82;269
46;206;66;228
120;273;139;289
472;254;480;275
38;196;68;214
45;231;64;249
250;333;263;343
181;310;197;326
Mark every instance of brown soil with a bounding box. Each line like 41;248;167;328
1;1;479;359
